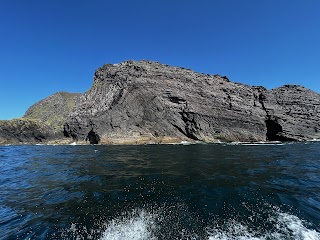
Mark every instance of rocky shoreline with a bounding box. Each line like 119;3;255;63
1;60;320;145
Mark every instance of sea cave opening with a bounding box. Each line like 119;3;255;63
87;129;100;144
265;119;294;141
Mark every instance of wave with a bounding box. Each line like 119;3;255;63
101;210;156;240
207;212;320;240
227;141;284;146
63;205;320;240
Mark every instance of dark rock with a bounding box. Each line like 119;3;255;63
0;92;82;145
64;60;320;144
2;60;319;145
0;119;56;144
262;85;320;141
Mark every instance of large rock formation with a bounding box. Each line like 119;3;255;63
1;60;318;145
63;60;320;144
0;118;55;144
24;91;82;132
262;85;320;141
0;92;81;144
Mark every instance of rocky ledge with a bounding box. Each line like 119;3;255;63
0;118;56;145
1;60;320;145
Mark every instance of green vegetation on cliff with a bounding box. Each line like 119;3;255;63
23;92;82;132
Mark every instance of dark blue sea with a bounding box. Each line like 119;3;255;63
0;142;320;239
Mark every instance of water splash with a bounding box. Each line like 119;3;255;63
96;207;320;240
100;210;156;240
207;211;320;240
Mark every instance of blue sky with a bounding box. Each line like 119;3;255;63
1;0;320;120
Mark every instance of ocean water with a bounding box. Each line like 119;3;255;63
0;143;319;240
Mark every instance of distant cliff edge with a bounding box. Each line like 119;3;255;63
1;60;319;145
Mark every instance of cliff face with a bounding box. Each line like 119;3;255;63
262;85;320;141
0;92;81;145
0;119;55;144
2;60;318;145
64;60;320;144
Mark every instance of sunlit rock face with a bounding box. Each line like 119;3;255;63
24;91;82;132
64;60;320;144
0;118;55;144
262;85;320;141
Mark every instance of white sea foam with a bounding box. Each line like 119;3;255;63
207;211;320;240
100;210;156;240
65;207;319;240
272;212;320;240
309;138;320;142
180;141;194;145
241;143;285;146
228;141;284;146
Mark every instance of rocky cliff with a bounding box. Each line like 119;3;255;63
0;91;81;145
262;85;320;141
24;91;82;132
63;60;320;144
1;60;319;145
0;118;56;144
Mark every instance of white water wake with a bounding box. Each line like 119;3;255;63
100;210;156;240
65;207;320;240
207;212;320;240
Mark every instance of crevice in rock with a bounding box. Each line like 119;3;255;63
227;94;232;110
111;88;125;106
63;123;79;141
63;124;70;137
168;96;186;104
171;123;189;138
86;129;100;144
258;92;267;112
34;134;45;142
265;119;295;141
180;112;199;140
256;90;292;141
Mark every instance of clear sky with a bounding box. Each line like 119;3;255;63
1;0;320;120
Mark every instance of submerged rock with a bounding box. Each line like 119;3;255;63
63;60;320;144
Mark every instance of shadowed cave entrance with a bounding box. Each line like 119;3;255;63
265;119;295;141
86;129;100;144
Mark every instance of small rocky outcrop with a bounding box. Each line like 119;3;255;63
24;91;82;132
63;60;320;144
0;118;56;144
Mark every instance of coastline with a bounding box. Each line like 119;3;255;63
1;137;319;147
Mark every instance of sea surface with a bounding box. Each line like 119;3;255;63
0;142;320;240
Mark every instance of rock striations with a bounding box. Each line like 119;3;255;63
0;118;55;144
63;60;320;144
1;60;319;144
